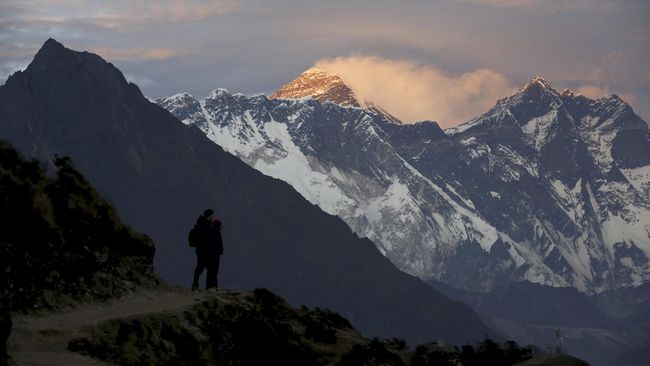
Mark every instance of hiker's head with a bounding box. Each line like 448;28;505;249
203;209;218;223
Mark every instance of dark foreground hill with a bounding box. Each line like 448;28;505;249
10;284;543;366
515;354;590;366
0;140;159;365
0;142;158;309
0;39;493;345
67;288;539;366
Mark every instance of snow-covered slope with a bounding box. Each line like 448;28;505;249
157;76;650;294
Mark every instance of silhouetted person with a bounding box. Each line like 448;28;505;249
191;209;223;289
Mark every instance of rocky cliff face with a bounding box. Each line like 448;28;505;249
159;74;650;294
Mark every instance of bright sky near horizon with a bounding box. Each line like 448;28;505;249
1;0;648;127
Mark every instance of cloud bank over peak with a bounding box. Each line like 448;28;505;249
315;55;515;128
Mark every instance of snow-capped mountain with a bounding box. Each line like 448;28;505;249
270;68;401;123
441;78;650;292
271;68;361;107
157;74;650;294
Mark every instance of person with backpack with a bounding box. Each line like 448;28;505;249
189;209;223;289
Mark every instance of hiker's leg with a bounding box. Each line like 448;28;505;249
193;254;205;288
214;255;221;288
206;257;219;289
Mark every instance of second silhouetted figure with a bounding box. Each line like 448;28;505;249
190;209;223;289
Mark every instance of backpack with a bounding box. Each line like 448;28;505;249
188;225;201;247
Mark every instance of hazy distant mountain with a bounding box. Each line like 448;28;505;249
160;72;650;295
0;39;495;345
429;279;650;366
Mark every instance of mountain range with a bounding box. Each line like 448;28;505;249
0;39;494;346
2;38;649;364
158;68;650;295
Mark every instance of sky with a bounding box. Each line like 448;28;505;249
1;0;648;127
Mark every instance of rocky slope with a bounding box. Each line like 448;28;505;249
0;140;158;365
0;39;495;345
66;288;368;366
0;142;158;311
159;73;650;294
9;285;543;366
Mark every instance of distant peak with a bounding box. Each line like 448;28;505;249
523;76;553;91
600;93;626;106
207;88;231;97
165;92;196;101
271;67;361;107
32;38;69;65
302;67;331;76
516;76;561;100
42;38;65;49
560;88;575;97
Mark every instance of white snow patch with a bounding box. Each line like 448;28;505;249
521;109;558;151
251;122;357;215
602;209;650;258
460;137;477;146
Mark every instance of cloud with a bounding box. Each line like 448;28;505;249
2;0;238;29
134;0;238;22
92;47;181;60
575;85;609;99
315;55;515;128
458;0;612;14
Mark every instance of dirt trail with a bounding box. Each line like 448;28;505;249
7;287;235;366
